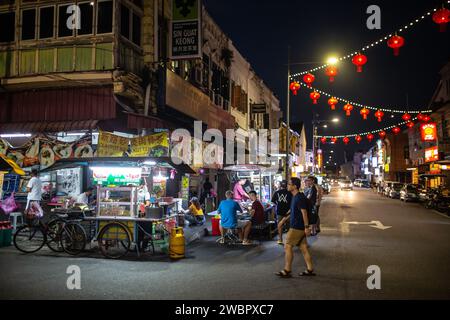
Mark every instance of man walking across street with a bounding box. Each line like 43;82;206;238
275;177;315;278
271;180;292;245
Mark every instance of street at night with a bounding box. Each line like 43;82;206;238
1;0;450;310
1;187;449;300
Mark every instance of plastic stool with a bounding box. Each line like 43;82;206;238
9;212;23;233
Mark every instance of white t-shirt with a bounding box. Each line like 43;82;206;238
27;177;43;201
76;193;89;204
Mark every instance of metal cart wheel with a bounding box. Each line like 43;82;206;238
97;222;131;259
60;221;87;256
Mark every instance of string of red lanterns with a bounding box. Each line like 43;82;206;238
290;2;450;79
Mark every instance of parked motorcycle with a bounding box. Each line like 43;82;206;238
424;189;450;215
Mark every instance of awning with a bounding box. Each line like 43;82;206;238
223;164;276;173
0;154;25;175
0;120;99;134
125;112;167;130
419;174;448;178
40;157;196;175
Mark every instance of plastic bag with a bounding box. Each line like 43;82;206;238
27;201;44;219
1;193;19;214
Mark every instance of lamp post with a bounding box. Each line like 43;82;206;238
312;114;339;174
285;53;339;180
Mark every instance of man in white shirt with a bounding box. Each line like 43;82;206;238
26;169;43;215
76;187;94;205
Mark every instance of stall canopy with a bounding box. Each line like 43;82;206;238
223;164;279;174
40;157;196;174
0;154;25;175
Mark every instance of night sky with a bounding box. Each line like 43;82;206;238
203;0;450;165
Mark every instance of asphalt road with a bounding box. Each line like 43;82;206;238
1;188;449;300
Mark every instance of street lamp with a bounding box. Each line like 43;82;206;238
312;114;340;174
286;50;338;180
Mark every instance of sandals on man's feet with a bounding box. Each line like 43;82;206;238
275;269;292;278
277;240;284;245
299;270;316;277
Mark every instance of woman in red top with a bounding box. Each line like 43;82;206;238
233;179;250;202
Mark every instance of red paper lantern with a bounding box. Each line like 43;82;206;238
374;110;384;122
310;91;320;104
352;53;368;72
406;121;415;129
331;137;338;144
379;131;386;139
417;113;424;121
321;137;327;144
328;97;338;110
422;115;431;122
387;35;405;56
367;133;375;142
360;108;370;120
432;8;450;32
325;66;338;82
392;127;401;135
402;113;411;122
355;135;362;144
289;81;301;96
343;103;354;116
343;137;350;145
303;73;315;87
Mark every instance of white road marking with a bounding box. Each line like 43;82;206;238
342;221;392;230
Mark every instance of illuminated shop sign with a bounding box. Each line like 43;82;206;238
425;146;439;163
421;123;437;142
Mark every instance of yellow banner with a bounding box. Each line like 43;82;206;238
97;131;129;157
130;132;169;157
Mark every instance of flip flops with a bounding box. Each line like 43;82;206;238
299;269;316;277
275;270;292;278
277;240;284;245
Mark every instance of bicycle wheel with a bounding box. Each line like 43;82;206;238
46;219;65;253
13;225;46;253
97;222;131;259
60;222;87;256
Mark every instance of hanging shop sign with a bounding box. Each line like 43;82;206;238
170;0;202;60
92;167;141;187
2;135;93;169
97;131;129;157
421;123;437;142
425;146;439;163
412;168;419;184
130;132;169;157
430;164;441;174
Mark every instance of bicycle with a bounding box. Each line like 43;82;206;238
13;212;86;255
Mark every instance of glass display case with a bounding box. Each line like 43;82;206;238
96;187;138;218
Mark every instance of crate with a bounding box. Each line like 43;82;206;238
0;229;12;247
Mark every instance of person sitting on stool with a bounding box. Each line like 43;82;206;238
181;197;206;226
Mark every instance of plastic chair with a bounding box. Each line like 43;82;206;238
9;212;23;233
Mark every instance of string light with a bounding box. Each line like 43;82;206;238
299;82;432;114
315;118;418;139
290;1;450;79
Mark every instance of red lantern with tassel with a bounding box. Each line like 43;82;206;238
321;137;327;144
331;137;337;144
328;97;338;110
406;121;415;129
343;103;354;116
355;135;362;144
343;137;350;145
289;81;301;96
392;127;401;135
387;35;405;56
310;91;320;104
402;113;411;122
433;8;450;32
379;131;387;139
325;66;338;82
352;53;367;72
360;108;370;120
367;133;374;142
417;113;424;121
303;73;315;87
374;110;384;122
422;115;431;122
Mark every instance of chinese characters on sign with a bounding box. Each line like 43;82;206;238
420;123;437;142
170;0;202;60
425;146;439;163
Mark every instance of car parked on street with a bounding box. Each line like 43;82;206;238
400;184;420;202
389;183;403;199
